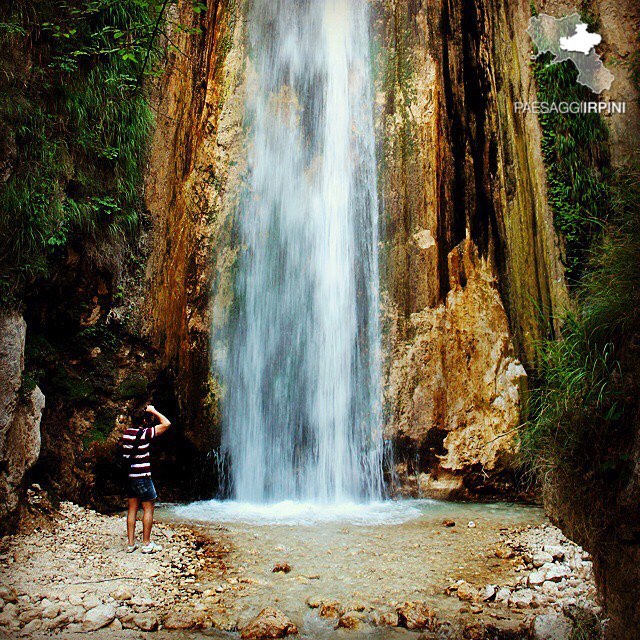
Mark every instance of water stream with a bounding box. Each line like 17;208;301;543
218;0;383;503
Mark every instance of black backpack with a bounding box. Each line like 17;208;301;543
116;428;145;485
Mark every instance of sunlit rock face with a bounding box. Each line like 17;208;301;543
373;0;567;494
385;240;526;495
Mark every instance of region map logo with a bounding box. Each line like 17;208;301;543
527;12;614;94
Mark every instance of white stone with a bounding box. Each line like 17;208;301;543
531;613;572;639
532;552;554;568
543;564;571;582
528;571;546;586
509;589;534;608
544;546;566;561
82;604;116;631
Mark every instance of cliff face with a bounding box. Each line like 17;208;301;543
375;0;567;495
142;0;245;458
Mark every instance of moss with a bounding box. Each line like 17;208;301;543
50;366;95;401
114;373;148;399
83;408;117;447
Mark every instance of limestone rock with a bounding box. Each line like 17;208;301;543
82;604;116;631
385;240;527;495
336;611;365;630
133;611;159;631
508;589;534;609
396;601;437;630
0;313;45;528
240;607;298;639
318;601;341;618
163;608;204;629
110;586;133;601
531;613;572;640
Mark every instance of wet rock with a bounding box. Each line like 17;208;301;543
337;611;365;630
134;611;159;631
442;520;456;527
82;604;116;631
396;601;437;631
272;563;292;574
240;607;298;639
531;613;572;639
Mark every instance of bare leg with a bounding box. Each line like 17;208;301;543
142;501;154;544
127;498;140;545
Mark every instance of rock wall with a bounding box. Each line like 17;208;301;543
375;0;568;494
143;0;246;455
531;1;640;637
0;314;45;531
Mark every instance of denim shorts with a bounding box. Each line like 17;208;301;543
128;476;157;501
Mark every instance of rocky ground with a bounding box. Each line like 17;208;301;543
0;492;602;639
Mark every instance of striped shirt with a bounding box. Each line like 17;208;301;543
121;426;156;478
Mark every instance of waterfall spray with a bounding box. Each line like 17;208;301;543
219;0;383;503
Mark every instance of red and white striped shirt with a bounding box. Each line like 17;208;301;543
121;426;156;478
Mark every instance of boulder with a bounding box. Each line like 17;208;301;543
110;586;133;601
396;601;437;631
133;611;159;631
82;604;116;631
240;607;298;639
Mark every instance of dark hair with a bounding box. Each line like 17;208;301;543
133;407;155;429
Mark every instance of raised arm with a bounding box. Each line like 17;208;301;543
145;405;171;436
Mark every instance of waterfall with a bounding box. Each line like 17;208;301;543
219;0;383;503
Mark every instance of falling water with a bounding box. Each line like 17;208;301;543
219;0;383;503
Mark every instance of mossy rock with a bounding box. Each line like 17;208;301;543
50;367;95;401
114;374;148;399
83;409;118;447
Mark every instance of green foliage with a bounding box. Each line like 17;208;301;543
0;0;198;304
532;55;610;281
521;166;640;485
50;365;96;401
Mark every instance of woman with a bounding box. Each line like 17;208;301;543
121;404;171;553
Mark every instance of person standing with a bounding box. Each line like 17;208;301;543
122;404;171;553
